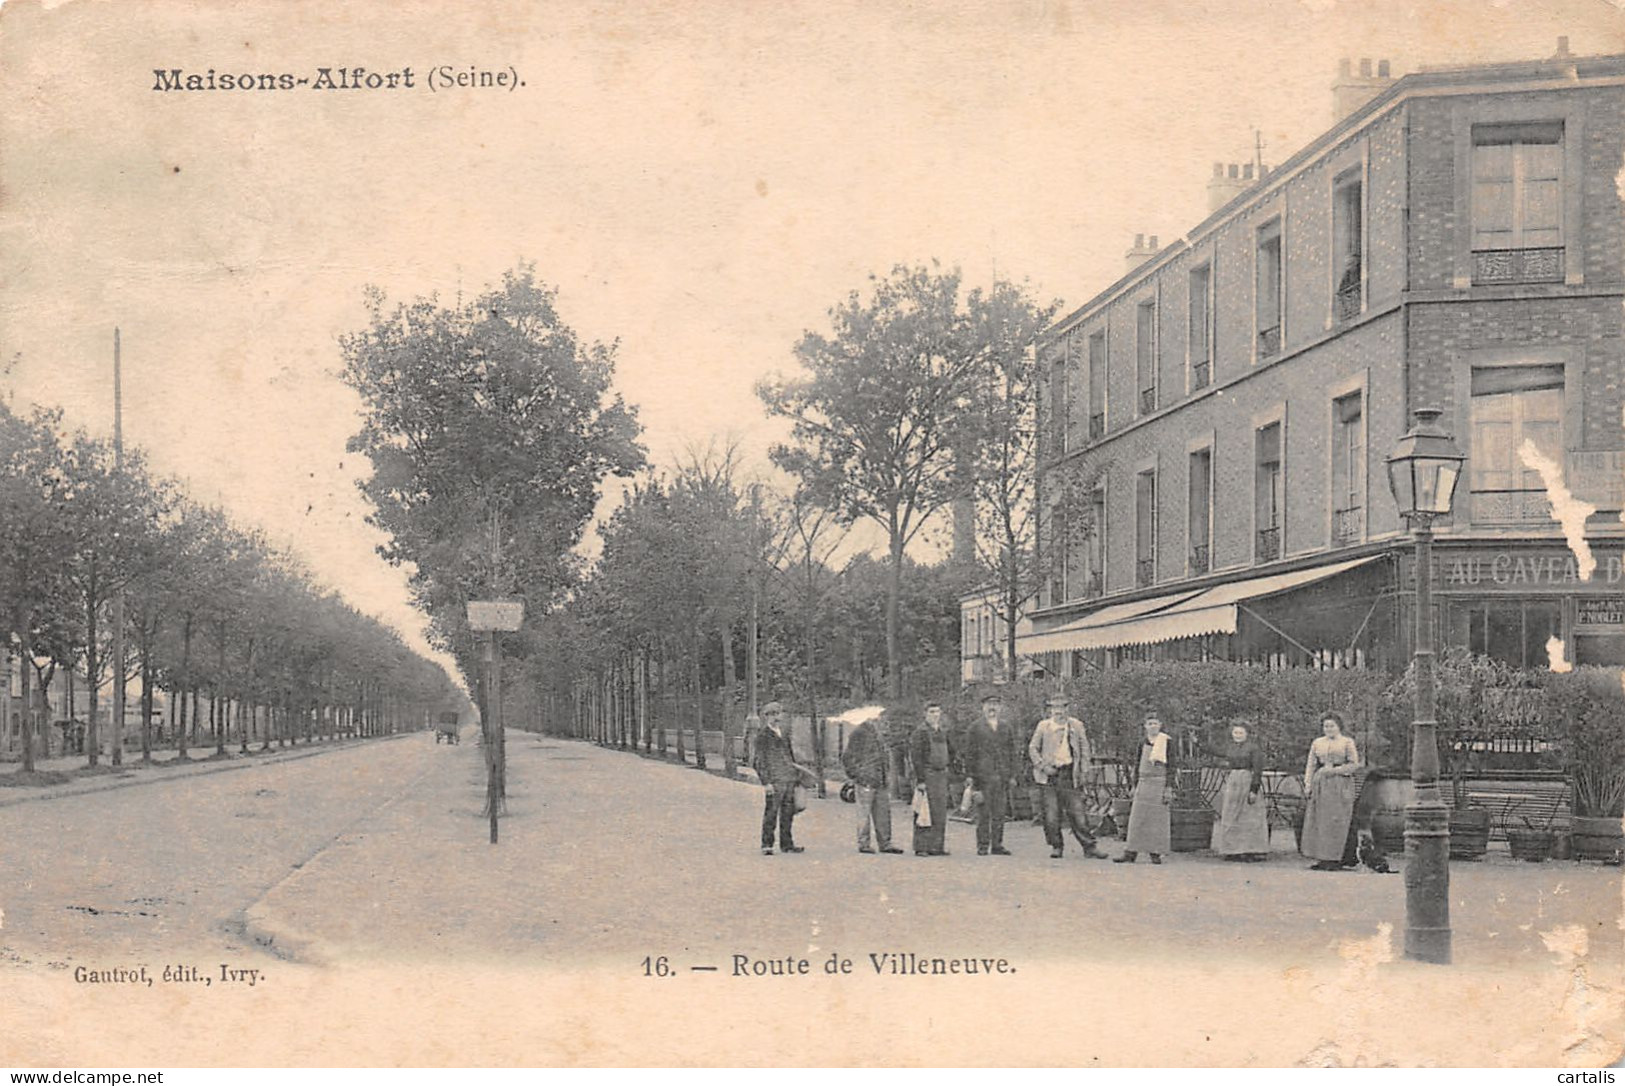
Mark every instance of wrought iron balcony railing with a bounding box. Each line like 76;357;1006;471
1332;506;1364;544
1473;247;1564;285
1335;282;1363;322
1255;525;1281;563
1471;489;1554;523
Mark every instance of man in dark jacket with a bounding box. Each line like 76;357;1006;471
841;714;901;854
963;693;1021;855
751;702;804;855
909;702;957;856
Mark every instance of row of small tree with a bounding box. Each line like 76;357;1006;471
0;400;457;775
543;453;970;772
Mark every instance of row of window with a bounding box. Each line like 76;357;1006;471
1045;362;1567;605
1045;120;1568;459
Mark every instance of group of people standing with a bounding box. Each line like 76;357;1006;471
752;693;1371;872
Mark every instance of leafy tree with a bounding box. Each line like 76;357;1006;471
964;282;1098;680
0;403;77;771
759;264;1045;698
56;433;170;765
341;264;645;694
766;490;848;793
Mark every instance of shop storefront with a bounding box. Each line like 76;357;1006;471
1400;542;1625;669
1020;554;1400;673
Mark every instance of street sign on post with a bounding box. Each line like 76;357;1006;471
467;600;524;631
468;598;521;844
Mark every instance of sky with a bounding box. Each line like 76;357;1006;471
2;0;1621;675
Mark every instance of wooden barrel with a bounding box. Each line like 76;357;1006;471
1571;816;1624;863
1448;808;1491;861
1371;809;1407;854
1108;797;1133;838
1010;784;1037;821
1507;828;1555;862
1170;807;1216;853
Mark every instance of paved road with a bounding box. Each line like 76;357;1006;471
3;730;1620;1067
0;733;438;969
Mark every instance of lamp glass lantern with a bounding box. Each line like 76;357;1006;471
1385;407;1465;520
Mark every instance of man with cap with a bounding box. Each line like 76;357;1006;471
841;711;902;854
751;702;804;855
1029;692;1108;860
963;692;1021;855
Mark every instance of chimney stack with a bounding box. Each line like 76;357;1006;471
1124;233;1159;276
1333;57;1397;121
1207;161;1262;213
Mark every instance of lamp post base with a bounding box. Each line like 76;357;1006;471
1403;795;1452;964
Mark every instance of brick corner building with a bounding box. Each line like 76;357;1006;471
1019;45;1625;675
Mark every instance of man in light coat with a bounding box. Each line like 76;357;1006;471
1028;693;1107;861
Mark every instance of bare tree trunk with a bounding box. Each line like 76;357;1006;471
639;649;650;753
886;527;904;701
657;651;668;756
215;625;228;756
177;614;193;755
806;597;825;797
85;595;101;766
18;636;35;774
139;640;153;764
719;621;737;775
691;636;706;770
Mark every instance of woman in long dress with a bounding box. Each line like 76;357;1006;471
1300;711;1361;870
1213;723;1269;861
1115;715;1170;865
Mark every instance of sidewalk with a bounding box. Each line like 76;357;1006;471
231;731;1623;1065
0;732;417;808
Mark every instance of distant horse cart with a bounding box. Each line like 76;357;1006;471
435;711;461;744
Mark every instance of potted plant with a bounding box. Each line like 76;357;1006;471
1554;669;1625;864
1445;761;1492;861
1506;801;1558;863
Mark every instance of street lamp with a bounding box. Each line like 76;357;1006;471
1385;406;1466;965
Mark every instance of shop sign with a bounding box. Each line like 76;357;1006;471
1438;549;1625;590
1577;598;1625;628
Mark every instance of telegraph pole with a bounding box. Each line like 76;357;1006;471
111;328;126;767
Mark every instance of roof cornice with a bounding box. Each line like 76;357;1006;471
1046;52;1625;341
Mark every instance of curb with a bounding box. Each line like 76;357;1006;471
241;898;339;968
0;732;419;809
234;741;454;967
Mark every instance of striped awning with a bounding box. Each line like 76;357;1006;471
1018;555;1383;654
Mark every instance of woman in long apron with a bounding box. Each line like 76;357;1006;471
1212;723;1269;861
909;702;954;856
1300;711;1361;870
1115;715;1170;864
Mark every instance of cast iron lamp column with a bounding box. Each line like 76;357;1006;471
1386;407;1466;965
